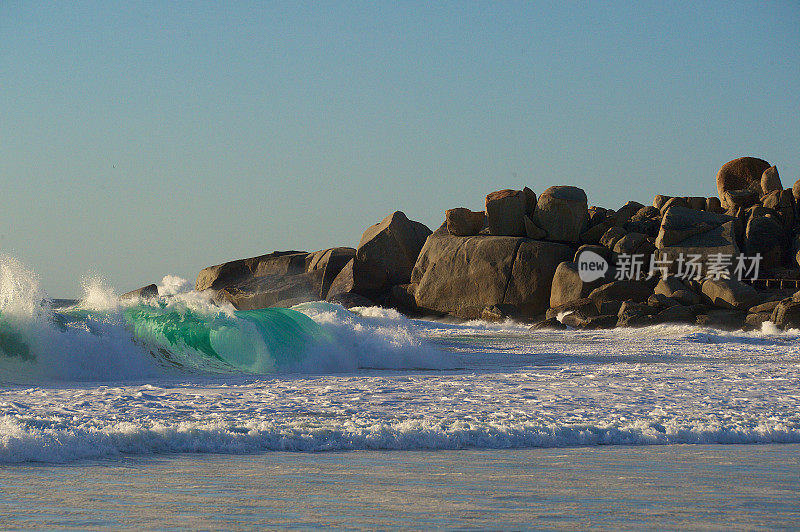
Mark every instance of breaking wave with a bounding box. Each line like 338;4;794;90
0;256;452;381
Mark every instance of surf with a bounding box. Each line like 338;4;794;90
0;255;451;382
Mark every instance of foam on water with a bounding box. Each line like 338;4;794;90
0;256;799;462
0;257;451;381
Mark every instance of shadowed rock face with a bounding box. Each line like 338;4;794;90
196;248;355;310
771;299;800;329
761;166;782;194
355;211;432;287
120;284;159;300
655;206;738;249
716;157;771;207
533;186;588;243
701;278;760;310
485;189;526;236
745;215;786;270
549;261;610;308
654;206;741;278
411;225;573;319
196;251;309;292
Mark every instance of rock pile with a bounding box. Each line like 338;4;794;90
183;156;800;331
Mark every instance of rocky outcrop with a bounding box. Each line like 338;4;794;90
196;250;308;292
412;225;573;319
717;157;772;207
195;248;358;310
307;247;358;300
533;186;588;243
192;154;795;332
214;269;325;309
655;207;737;249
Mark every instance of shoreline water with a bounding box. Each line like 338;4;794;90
1;444;798;530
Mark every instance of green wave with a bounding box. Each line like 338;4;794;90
0;302;329;373
121;305;329;372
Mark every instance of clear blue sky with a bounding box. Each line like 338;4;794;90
2;1;799;296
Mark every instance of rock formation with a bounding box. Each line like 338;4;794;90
193;154;799;331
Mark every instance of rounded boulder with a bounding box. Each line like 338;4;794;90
716;157;771;207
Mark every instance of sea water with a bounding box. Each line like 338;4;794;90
0;255;799;528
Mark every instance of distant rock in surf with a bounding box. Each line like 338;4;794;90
120;284;159;300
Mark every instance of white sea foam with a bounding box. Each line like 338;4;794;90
0;259;451;380
289;302;456;372
157;275;192;296
79;275;119;311
1;258;799;462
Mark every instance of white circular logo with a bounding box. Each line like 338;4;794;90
577;250;609;283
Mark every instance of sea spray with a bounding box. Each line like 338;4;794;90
0;259;452;380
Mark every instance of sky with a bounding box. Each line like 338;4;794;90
2;1;799;296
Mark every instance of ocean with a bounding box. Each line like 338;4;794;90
1;256;799;529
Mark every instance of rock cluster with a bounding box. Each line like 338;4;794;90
175;156;800;332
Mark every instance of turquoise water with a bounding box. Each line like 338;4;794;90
120;304;329;373
1;445;798;530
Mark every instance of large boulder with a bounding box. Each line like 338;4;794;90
625;207;661;237
446;208;485;236
745;215;786;270
770;299;800;329
701;278;760;310
761;189;795;229
654;277;700;305
214;269;324;310
588;280;652;306
655;206;737;249
716;157;771;207
724;189;759;209
614;201;645;226
306;247;357;299
549;260;609;308
533;186;588;243
659;196;688;216
486;189;526;236
656;206;740;279
196;250;308;292
522;187;537;217
580;221;612;244
412;226;574;319
196;248;356;310
613;232;648;255
599;227;627;250
523;215;547;239
655;304;695;324
695;309;747;330
328;292;375;309
356;211;432;287
761;166;782;194
325;257;388;302
706;197;724;213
